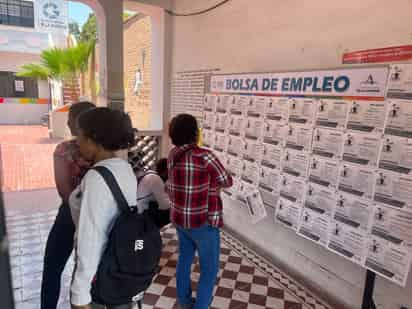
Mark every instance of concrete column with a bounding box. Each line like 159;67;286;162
97;0;124;110
78;0;125;110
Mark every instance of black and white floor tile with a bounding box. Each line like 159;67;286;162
5;209;333;309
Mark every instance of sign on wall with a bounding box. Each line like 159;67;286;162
203;65;412;287
210;67;389;98
343;45;412;64
34;0;68;34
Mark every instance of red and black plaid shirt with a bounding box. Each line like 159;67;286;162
167;144;233;228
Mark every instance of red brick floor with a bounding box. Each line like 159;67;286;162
0;126;61;192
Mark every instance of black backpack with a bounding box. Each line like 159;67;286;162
90;166;162;306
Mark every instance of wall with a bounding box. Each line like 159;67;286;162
170;1;412;308
0;104;48;124
123;14;153;129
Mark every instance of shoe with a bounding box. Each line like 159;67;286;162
177;298;195;309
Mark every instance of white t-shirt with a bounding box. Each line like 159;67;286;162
69;158;137;306
135;170;169;212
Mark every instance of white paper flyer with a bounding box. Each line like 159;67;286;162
288;98;318;127
280;174;307;204
304;184;336;216
262;120;286;146
327;220;368;265
364;236;412;287
261;143;282;170
298;207;331;247
285;125;313;152
385;99;412;138
308;157;340;189
346;100;387;133
282;149;310;178
316;99;349;130
275;197;303;231
371;205;412;249
379;135;412;175
338;164;375;200
246;189;268;224
374;170;412;213
342;132;381;167
312;128;344;160
265;97;289;123
333;192;374;232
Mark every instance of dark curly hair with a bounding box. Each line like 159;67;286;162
78;107;136;151
169;114;198;146
68;101;95;119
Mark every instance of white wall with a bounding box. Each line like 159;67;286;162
38;80;50;99
0;104;48;124
170;1;412;308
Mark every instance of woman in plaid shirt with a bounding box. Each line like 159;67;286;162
167;114;233;309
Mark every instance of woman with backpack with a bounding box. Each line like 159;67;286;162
69;108;139;309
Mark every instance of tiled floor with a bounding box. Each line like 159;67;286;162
6;207;333;309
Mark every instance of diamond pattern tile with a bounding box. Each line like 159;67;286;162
6;209;333;309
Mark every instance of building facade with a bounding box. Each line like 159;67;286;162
123;13;152;129
0;0;68;124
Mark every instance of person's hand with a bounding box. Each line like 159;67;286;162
71;304;92;309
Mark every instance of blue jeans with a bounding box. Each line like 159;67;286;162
176;224;220;309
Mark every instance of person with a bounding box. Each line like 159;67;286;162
41;101;95;309
69;108;137;309
167;114;233;309
134;157;169;217
155;158;168;182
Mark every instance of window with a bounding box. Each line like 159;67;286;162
0;0;34;28
0;72;38;98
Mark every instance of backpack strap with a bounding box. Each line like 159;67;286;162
93;166;131;213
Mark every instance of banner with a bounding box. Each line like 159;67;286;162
210;67;389;98
343;45;412;64
35;0;68;34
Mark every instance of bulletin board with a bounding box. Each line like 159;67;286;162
201;64;412;287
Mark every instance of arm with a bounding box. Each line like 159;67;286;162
54;153;75;203
70;171;118;306
205;152;233;189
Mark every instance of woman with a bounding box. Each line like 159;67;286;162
41;102;95;309
69;108;137;309
134;157;170;228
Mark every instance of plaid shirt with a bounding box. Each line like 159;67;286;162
167;144;233;228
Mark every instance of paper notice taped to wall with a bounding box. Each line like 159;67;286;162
364;236;412;287
246;189;267;224
347;100;387;133
308;157;339;189
379;135;412;175
316;99;349;130
275;197;303;231
298;207;331;247
327;221;368;265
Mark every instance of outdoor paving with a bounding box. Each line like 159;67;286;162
0;126;59;192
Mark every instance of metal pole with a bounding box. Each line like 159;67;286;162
362;270;376;309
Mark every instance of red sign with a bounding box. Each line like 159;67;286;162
343;45;412;64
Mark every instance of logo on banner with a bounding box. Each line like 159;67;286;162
356;74;380;94
35;0;68;33
43;2;60;19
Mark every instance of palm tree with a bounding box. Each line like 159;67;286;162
17;40;95;106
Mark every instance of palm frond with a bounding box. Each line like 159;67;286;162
16;63;50;80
